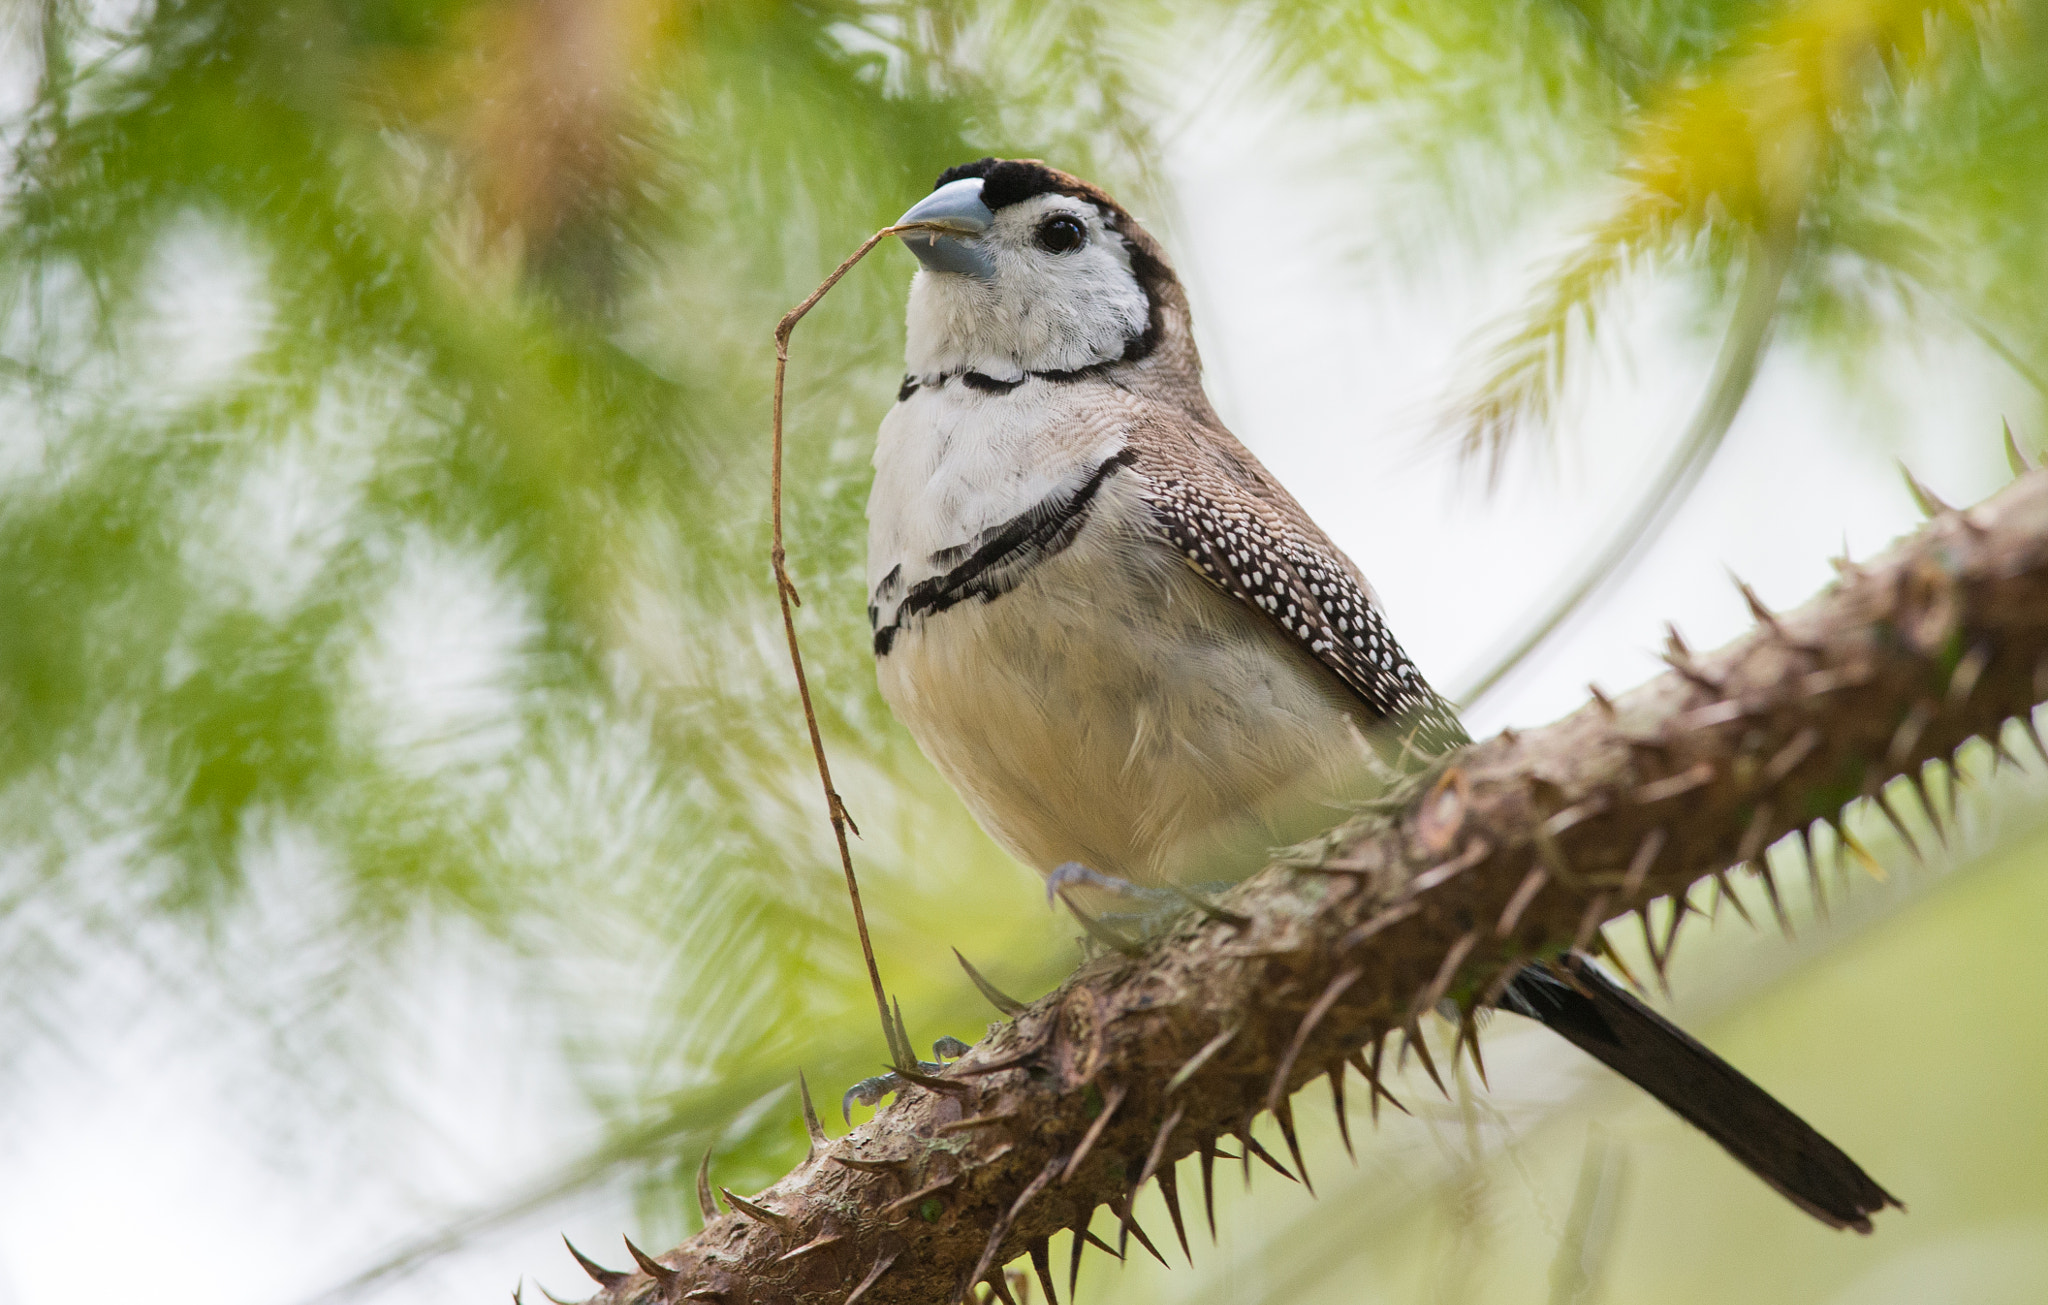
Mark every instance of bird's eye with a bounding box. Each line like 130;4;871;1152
1035;213;1087;254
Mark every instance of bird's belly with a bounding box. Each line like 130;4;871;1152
875;514;1381;887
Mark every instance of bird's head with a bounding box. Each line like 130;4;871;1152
894;158;1197;385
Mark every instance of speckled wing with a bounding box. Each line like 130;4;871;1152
1129;435;1470;760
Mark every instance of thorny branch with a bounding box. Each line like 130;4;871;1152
603;466;2048;1305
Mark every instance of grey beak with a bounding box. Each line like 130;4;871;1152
896;178;996;280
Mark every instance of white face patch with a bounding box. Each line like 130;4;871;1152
903;193;1152;379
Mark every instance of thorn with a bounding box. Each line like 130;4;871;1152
1268;967;1363;1119
1456;1007;1490;1090
983;1271;1020;1305
844;1245;902;1305
969;1155;1064;1293
1062;1083;1127;1182
1842;824;1889;882
1799;824;1828;921
1661;891;1693;972
1326;1063;1354;1161
1637;906;1668;995
1870;786;1924;863
721;1189;797;1241
1763;727;1822;789
880;1173;960;1217
1238;1127;1298;1183
1615;830;1661;907
1751;860;1794;939
538;1285;579;1305
1057;890;1148;956
1888;701;1936;770
892;996;915;1074
954;949;1028;1016
695;1152;720;1224
1271;1097;1312;1194
778;1232;845;1264
937;1109;1020;1135
564;1237;628;1290
2022;711;2048;769
1197;1138;1220;1242
1588;682;1616;717
1496;864;1549;938
2006;418;2034;474
1591;931;1647;993
1572;892;1612;953
1166;1025;1238;1094
1413;931;1479;1021
892;1063;975;1098
1949;645;1992;710
1899;461;1953;516
1712;869;1757;929
1403;1017;1449;1098
1109;1195;1171;1269
1348;1039;1409;1119
1168;882;1253;928
798;1072;828;1160
1156;1162;1193;1265
1029;1238;1058;1305
1905;765;1946;849
513;1278;525;1305
1736;802;1776;865
1735;576;1785;637
1138;1105;1185;1188
830;1154;911;1174
624;1237;679;1283
1069;1213;1121;1298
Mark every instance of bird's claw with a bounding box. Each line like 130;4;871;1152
1045;861;1144;903
841;1059;949;1123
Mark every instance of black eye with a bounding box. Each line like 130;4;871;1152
1035;213;1086;254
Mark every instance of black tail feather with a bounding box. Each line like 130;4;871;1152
1502;953;1901;1232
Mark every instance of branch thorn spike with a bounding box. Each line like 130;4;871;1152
563;1237;627;1290
1750;859;1794;938
1326;1062;1355;1161
1197;1139;1220;1242
2005;417;2034;474
1456;1007;1490;1090
623;1236;678;1283
1271;1096;1312;1194
1238;1127;1298;1184
953;948;1028;1016
1403;1016;1450;1099
1061;1083;1126;1182
798;1071;828;1160
1899;460;1954;516
722;1188;797;1241
1711;869;1757;929
1869;786;1923;864
1110;1195;1171;1268
843;1245;902;1305
1155;1162;1193;1264
696;1151;721;1224
1028;1238;1059;1305
1268;967;1362;1118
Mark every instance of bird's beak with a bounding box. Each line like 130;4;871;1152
896;178;996;280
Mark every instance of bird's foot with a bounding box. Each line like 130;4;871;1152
1045;863;1242;955
840;1038;975;1122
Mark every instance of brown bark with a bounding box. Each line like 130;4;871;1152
556;468;2048;1305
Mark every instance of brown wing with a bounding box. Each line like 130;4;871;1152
1131;438;1469;761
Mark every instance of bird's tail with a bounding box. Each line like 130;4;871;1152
1501;953;1901;1232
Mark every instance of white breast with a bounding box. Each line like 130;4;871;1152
865;382;1384;887
866;378;1131;631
